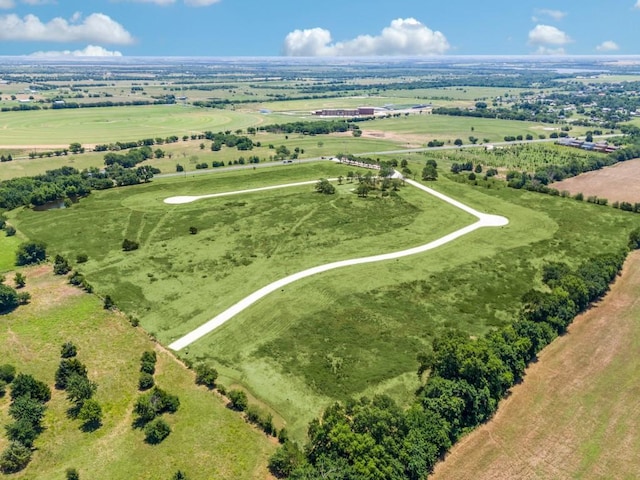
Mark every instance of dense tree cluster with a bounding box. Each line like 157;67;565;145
0;373;51;473
259;120;353;135
272;243;632;479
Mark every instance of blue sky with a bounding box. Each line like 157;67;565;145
0;0;639;57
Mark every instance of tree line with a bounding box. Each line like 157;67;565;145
269;233;638;479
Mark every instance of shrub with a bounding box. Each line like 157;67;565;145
194;363;218;389
55;358;87;389
227;389;248;411
144;417;171;444
60;342;78;358
5;419;38;447
5;225;16;236
53;254;71;275
122;239;139;251
0;284;19;313
76;253;88;263
103;295;115;310
0;364;16;384
66;468;80;480
189;226;198;235
13;272;25;288
17;292;30;305
0;442;32;474
138;373;155;391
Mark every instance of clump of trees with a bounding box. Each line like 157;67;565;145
15;241;47;266
270;244;633;479
315;178;335;195
0;373;51;473
421;159;438;181
54;343;102;431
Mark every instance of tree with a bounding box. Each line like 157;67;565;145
5;225;16;236
78;399;103;430
0;442;32;474
13;272;25;288
69;143;84;154
194;363;218;389
355;182;370;198
315;178;335;195
139;372;154;390
5;419;38;447
103;295;115;310
189;226;198;235
144;417;171;444
10;373;51;403
8;395;46;428
55;358;88;389
17;292;30;305
53;255;71;275
66;373;97;406
0;284;19;313
171;471;189;480
15;241;47;266
268;441;305;478
454;138;463;146
422;164;438;181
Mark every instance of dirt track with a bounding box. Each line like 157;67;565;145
552;158;640;203
431;250;640;480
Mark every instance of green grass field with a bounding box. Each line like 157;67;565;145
9;161;640;441
0;233;22;272
0;105;267;145
0;267;274;480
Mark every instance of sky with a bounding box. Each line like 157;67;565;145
0;0;639;57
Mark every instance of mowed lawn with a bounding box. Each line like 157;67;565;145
431;250;640;480
0;266;274;480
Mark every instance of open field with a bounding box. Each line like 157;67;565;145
552;158;640;203
358;114;589;144
0;233;22;272
431;250;640;480
10;162;640;441
0;266;274;480
0;105;267;145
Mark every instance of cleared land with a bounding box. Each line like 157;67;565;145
552;158;640;203
0;266;274;480
431;250;640;480
9;165;640;441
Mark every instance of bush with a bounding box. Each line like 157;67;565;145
76;253;88;263
5;419;38;447
66;468;80;480
53;254;71;275
5;225;16;236
13;272;25;288
144;417;171;444
55;358;88;389
61;342;78;358
227;389;248;411
0;364;16;384
17;292;30;305
15;241;47;266
0;380;6;397
103;295;115;310
189;226;198;235
0;284;19;313
0;442;32;474
194;363;218;389
268;441;304;478
122;239;139;251
138;372;155;390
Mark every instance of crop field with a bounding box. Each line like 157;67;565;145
431;250;640;480
0;266;274;480
0;105;269;145
9;160;640;441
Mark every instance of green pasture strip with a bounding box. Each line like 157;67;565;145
0;274;273;480
0;105;267;145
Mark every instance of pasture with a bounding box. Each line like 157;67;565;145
9;161;640;441
0;105;267;145
0;266;274;480
431;250;640;480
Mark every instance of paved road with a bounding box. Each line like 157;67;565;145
167;176;508;351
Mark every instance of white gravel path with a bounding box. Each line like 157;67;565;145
167;175;508;351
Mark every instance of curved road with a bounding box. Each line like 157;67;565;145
167;176;508;351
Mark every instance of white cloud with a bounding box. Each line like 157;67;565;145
0;13;134;44
636;0;640;9
596;40;620;52
528;24;571;46
22;0;57;4
534;9;567;21
283;18;450;57
0;0;14;9
30;44;123;57
534;46;566;55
